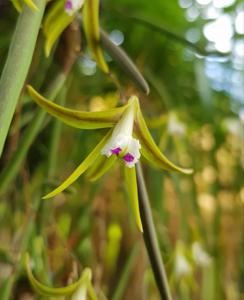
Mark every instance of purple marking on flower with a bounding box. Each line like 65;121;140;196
123;153;135;163
65;0;73;10
111;147;122;155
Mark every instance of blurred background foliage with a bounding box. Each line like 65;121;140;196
0;0;243;299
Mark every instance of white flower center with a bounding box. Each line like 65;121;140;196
65;0;84;15
101;101;141;168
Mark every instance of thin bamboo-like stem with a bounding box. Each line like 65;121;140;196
136;163;172;300
0;0;46;158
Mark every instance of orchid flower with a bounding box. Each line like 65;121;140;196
27;85;192;232
25;253;98;299
43;0;108;74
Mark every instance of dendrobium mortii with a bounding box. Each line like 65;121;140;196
27;85;192;232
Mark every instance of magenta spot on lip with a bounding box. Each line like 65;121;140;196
123;153;134;163
65;0;73;10
111;147;122;155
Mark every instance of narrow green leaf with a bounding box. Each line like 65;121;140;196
86;154;117;182
135;105;193;175
83;0;109;73
128;16;215;57
27;85;127;129
100;29;150;95
124;166;143;232
25;253;87;297
43;130;111;199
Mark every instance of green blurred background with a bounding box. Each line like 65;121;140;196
0;0;243;299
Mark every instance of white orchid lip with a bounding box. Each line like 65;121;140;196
65;0;84;15
101;134;141;168
101;100;141;168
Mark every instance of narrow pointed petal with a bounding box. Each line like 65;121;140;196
43;0;64;32
83;0;109;73
11;0;22;12
25;253;88;297
86;281;99;300
86;155;117;182
124;166;143;232
43;1;74;56
135;107;193;174
23;0;38;11
27;85;127;129
43;131;111;199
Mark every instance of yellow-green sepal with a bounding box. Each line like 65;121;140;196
43;0;75;57
135;105;193;175
83;0;109;73
11;0;22;12
11;0;38;11
27;85;128;129
25;253;94;297
71;277;98;300
23;0;38;11
86;154;117;182
124;166;143;232
43;130;111;199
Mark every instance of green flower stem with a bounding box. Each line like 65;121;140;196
136;163;172;300
0;72;67;194
0;0;46;158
